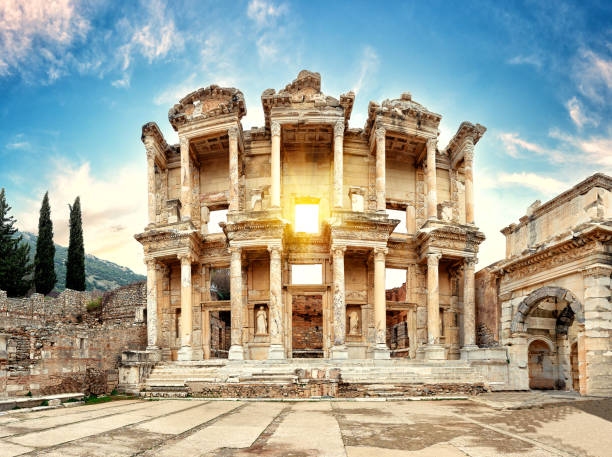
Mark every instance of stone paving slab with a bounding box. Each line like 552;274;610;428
0;396;609;456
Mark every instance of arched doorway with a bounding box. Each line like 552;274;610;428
528;339;555;389
570;342;580;391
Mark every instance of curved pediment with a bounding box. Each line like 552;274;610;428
168;84;246;131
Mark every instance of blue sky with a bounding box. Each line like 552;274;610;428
0;0;611;275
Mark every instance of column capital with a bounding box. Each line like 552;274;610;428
271;121;281;137
179;135;189;149
267;245;282;257
331;245;347;257
375;127;386;142
156;262;170;276
426;252;442;266
145;258;157;269
464;257;477;268
334;121;345;138
177;253;194;264
463;139;474;163
373;246;388;260
426;137;438;151
228;126;239;141
229;246;242;256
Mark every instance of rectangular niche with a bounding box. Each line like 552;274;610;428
291;264;322;285
346;305;363;340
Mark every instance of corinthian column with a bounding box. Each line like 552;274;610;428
375;128;386;212
462;257;477;348
426;138;438;220
145;142;157;226
267;245;285;359
177;254;193;361
271;121;281;209
425;252;445;360
331;246;348;359
180;136;192;221
228;126;239;213
145;259;159;350
228;247;244;359
372;247;390;359
463;137;475;224
333;121;345;209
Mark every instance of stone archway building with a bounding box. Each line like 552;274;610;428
476;174;612;396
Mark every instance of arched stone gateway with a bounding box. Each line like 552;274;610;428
511;286;584;334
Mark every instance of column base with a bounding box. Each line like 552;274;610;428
424;344;446;361
228;345;244;360
331;345;349;360
460;345;480;360
177;346;193;361
267;344;286;360
146;346;161;362
370;343;391;360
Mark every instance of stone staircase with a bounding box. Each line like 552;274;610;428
140;358;489;398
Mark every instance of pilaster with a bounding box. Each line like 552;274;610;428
372;247;390;359
271;121;281;209
375;127;386;212
177;253;193;361
333;121;345;209
228;246;244;360
268;245;285;359
331;246;348;359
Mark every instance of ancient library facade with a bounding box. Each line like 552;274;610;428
136;70;487;363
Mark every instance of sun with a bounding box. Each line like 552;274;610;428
294;204;319;233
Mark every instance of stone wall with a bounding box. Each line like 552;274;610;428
475;266;500;347
0;284;147;398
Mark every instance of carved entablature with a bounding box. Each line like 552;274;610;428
168;85;246;131
261;70;354;130
447;122;487;169
135;227;202;259
223;219;286;244
417;225;485;260
364;92;442;141
141;122;172;168
497;227;612;283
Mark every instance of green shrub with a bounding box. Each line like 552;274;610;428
40;400;49;407
110;388;118;396
25;391;32;397
86;297;102;312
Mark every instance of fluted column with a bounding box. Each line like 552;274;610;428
463;137;475;224
179;136;192;221
426;252;441;344
145;259;159;350
177;254;193;360
267;245;285;359
333;121;345;209
426;138;438;220
372;247;390;358
271;121;281;209
145;142;157;226
228;126;239;213
228;247;244;359
375;128;386;212
331;246;348;359
462;257;477;348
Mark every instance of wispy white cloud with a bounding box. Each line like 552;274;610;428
498;132;557;159
6;141;30;150
549;128;612;168
573;48;612;104
247;0;288;28
15;160;147;274
566;96;598;128
507;54;542;69
0;0;90;81
352;46;379;95
111;75;130;89
497;172;566;195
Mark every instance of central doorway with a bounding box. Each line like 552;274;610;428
291;294;323;358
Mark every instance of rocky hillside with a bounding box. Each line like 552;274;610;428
19;232;145;292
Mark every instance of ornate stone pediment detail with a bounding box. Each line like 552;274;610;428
223;218;286;242
261;70;354;130
168;85;246;131
417;224;485;258
135;226;202;258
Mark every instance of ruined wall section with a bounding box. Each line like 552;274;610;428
475;266;501;347
0;283;147;398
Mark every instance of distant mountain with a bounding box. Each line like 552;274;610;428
19;232;145;292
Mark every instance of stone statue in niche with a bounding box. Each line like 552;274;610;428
349;310;359;335
256;306;268;335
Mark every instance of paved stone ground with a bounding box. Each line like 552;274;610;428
0;395;610;456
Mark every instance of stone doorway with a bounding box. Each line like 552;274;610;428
528;339;555;389
210;310;231;358
291;294;323;358
570;342;580;391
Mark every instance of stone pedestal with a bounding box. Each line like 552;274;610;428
331;345;349;360
424;345;446;361
371;344;391;359
460;345;480;360
267;344;285;360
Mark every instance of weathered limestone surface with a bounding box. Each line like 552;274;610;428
476;173;612;396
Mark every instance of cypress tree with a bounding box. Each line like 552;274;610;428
34;192;56;295
65;196;85;291
0;188;33;297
